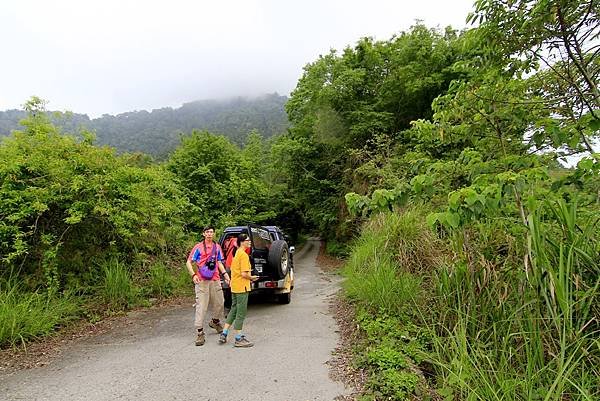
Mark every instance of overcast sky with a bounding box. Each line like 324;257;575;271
1;0;475;117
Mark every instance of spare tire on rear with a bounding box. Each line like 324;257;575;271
268;240;289;279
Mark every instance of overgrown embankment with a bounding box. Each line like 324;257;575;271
341;203;599;400
342;210;443;399
277;3;600;399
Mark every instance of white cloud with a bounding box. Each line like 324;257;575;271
0;0;474;117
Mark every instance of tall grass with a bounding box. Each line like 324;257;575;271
343;201;599;400
343;210;440;315
147;262;175;298
430;200;600;400
101;259;138;310
342;209;448;399
1;258;188;348
0;279;80;348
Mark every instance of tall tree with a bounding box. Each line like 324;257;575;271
281;24;465;237
469;0;599;153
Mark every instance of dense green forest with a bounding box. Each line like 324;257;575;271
0;93;289;157
1;0;598;399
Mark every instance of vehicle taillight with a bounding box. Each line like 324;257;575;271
264;281;277;288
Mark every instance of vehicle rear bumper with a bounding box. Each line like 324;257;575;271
222;270;293;293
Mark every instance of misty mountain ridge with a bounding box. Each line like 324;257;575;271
0;93;289;157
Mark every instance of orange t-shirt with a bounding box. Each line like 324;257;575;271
230;248;251;293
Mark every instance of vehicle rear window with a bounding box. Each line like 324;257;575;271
250;226;272;250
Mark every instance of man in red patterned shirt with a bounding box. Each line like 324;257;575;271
186;226;230;346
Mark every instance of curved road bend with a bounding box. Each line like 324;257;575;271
1;238;349;401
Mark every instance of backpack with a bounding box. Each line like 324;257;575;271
198;241;218;279
223;236;238;268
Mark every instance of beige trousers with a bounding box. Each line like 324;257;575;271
194;280;225;329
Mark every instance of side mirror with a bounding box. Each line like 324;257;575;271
289;246;295;254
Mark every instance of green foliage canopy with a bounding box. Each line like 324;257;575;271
167;130;276;230
280;24;465;236
0;94;290;158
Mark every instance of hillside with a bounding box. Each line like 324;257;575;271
0;93;289;157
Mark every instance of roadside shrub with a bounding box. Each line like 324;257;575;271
0;280;80;348
343;209;443;315
147;262;175;298
353;306;430;400
101;259;137;310
325;240;349;257
366;369;419;401
367;344;410;370
0;102;188;292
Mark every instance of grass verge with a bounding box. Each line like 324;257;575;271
0;280;81;348
340;204;599;400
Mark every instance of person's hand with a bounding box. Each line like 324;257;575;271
250;275;259;282
192;273;201;284
224;274;231;285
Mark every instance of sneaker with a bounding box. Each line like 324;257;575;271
234;335;254;348
218;333;227;344
195;331;205;346
209;320;224;333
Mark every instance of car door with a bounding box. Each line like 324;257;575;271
247;224;272;277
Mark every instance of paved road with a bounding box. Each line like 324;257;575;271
1;239;348;401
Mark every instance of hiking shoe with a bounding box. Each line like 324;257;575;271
195;331;206;346
234;335;254;348
209;320;224;333
218;333;227;344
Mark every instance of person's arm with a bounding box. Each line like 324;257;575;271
218;261;230;284
187;247;201;284
240;270;259;281
215;246;230;284
187;260;201;284
240;254;258;281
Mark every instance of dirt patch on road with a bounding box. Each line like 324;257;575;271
327;294;368;401
314;241;366;401
315;241;345;272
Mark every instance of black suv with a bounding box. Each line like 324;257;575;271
219;224;295;307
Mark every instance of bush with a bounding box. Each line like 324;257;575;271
147;262;175;298
101;259;138;310
343;209;443;315
0;102;188;292
0;280;80;348
366;369;419;401
352;306;429;400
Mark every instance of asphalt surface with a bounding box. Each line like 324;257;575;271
0;239;348;401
